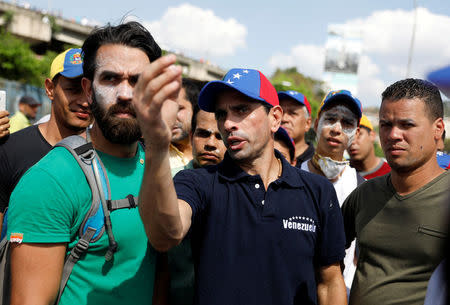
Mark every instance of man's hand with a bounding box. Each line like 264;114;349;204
0;110;10;138
133;54;182;152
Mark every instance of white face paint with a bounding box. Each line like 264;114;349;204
316;105;358;148
91;45;149;106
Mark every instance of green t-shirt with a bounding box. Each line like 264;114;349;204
7;145;156;305
342;170;449;305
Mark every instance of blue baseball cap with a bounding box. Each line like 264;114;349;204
50;48;83;79
275;127;296;161
198;68;279;112
278;90;311;115
319;89;362;122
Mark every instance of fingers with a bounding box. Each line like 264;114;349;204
0;122;9;139
0;110;9;118
0;114;9;126
134;54;182;113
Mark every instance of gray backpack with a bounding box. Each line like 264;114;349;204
0;134;138;304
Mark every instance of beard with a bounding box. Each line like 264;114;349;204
91;90;141;145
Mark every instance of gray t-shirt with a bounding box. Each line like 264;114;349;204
342;170;449;305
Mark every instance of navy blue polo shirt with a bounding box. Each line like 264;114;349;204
174;151;345;305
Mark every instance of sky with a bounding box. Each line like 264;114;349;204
15;0;450;107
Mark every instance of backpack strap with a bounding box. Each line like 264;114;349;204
108;195;138;211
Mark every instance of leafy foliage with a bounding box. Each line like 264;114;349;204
270;67;326;118
0;32;56;87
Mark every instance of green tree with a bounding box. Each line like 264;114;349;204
270;67;325;118
0;32;56;87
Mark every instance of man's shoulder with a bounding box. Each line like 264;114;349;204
1;125;45;149
24;145;85;183
0;125;51;171
174;164;219;180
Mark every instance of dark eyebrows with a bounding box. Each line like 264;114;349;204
398;118;416;125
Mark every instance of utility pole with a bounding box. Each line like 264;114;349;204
406;0;418;78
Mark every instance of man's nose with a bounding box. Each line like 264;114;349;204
117;82;133;101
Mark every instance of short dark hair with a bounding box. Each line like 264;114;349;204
183;78;206;109
82;21;162;81
381;78;443;121
185;80;207;132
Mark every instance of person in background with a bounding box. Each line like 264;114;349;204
278;90;314;166
274;126;296;165
169;78;200;173
343;78;449;305
9;95;41;133
188;104;226;169
300;89;364;292
168;99;227;305
0;48;91;236
348;114;391;179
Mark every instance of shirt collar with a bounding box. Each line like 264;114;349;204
217;150;304;188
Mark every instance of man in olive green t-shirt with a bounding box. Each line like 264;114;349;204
7;22;179;305
342;78;449;305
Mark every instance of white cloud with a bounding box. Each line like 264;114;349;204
268;7;450;106
144;4;247;58
269;44;325;79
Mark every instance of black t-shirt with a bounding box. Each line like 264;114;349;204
295;142;315;167
0;125;52;212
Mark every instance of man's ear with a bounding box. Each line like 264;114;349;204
270;105;283;133
369;130;376;143
44;78;55;101
81;77;93;105
305;116;312;132
433;117;445;142
314;117;319;132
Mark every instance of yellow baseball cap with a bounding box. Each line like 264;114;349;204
359;114;373;131
49;48;83;80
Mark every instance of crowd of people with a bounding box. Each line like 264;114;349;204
0;20;448;305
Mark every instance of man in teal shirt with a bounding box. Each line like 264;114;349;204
7;21;171;305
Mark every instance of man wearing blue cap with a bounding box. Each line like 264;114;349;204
299;89;364;292
0;48;91;234
134;67;347;305
278;90;314;166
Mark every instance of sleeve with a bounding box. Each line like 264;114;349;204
173;169;208;220
7;167;81;244
0;146;11;212
341;189;358;249
318;183;346;266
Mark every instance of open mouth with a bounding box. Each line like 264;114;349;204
227;136;246;151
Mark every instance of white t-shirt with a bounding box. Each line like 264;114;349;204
301;161;359;290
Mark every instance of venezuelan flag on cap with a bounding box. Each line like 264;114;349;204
198;68;279;112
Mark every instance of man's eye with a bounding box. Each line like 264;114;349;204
215;133;222;140
129;76;139;86
237;106;248;113
215;111;226;120
103;75;117;82
195;130;211;138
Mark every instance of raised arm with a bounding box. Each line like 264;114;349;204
133;54;192;252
